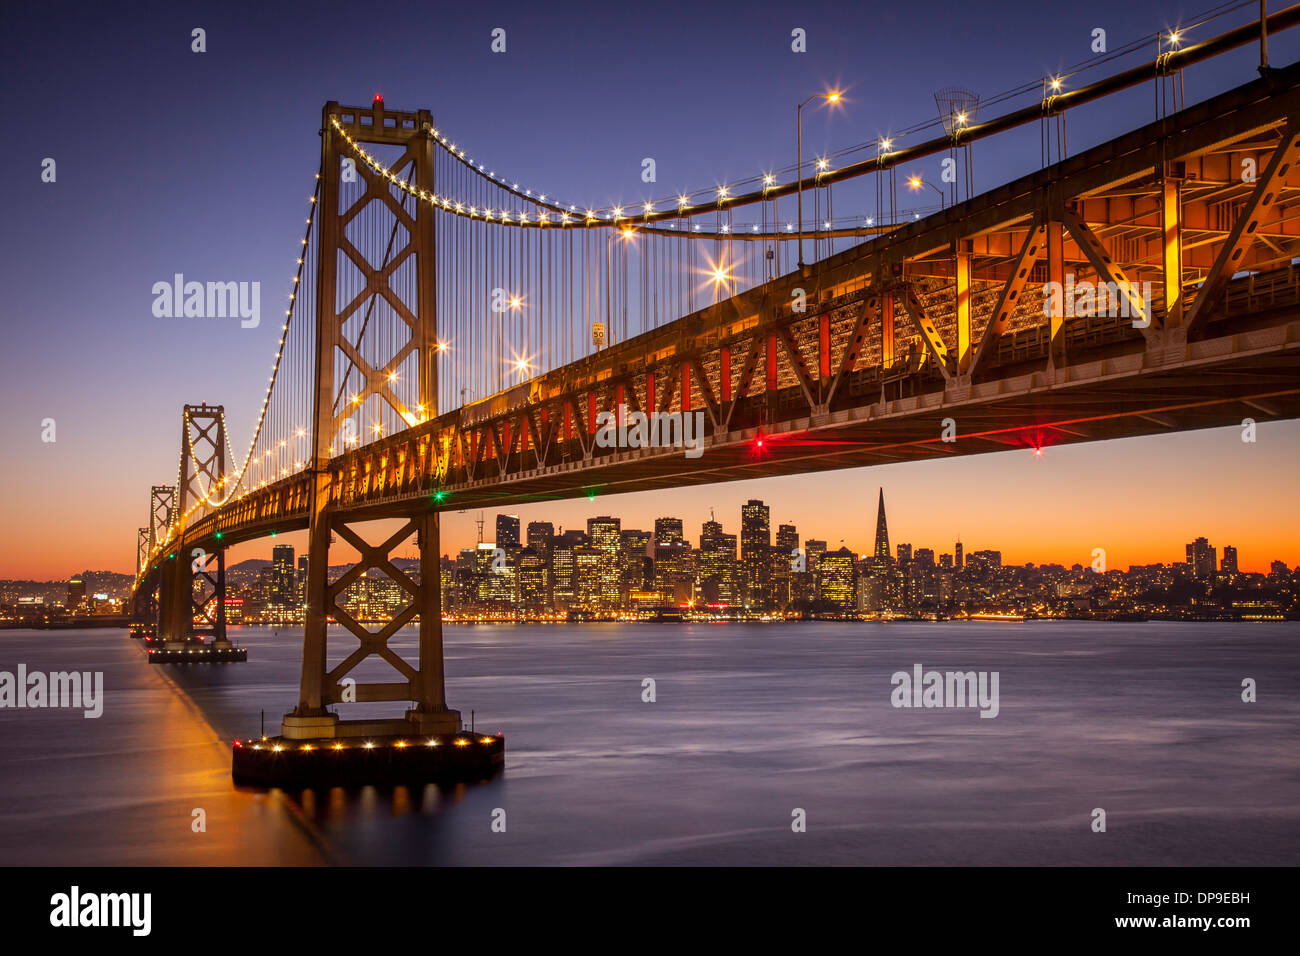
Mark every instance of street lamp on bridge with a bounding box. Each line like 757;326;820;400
796;90;842;269
907;174;946;211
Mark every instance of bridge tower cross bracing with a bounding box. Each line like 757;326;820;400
161;404;228;645
285;97;459;741
148;485;176;637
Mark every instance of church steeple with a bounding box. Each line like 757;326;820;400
874;488;890;560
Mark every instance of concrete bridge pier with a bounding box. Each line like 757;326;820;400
160;552;193;648
404;509;461;736
208;548;231;649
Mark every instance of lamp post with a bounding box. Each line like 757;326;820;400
796;90;841;268
603;227;635;348
907;175;946;211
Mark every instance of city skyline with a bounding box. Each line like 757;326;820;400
5;485;1285;598
5;440;1298;580
63;487;1279;625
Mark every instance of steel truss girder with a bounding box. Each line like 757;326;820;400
824;292;879;408
1058;204;1151;335
899;284;952;381
966;220;1047;378
1185;119;1300;332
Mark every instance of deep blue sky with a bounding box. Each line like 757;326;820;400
2;0;1296;577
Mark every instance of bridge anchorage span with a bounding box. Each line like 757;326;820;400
133;13;1300;787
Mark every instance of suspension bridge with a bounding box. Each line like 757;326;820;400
128;7;1300;785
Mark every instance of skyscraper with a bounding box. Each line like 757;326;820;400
526;521;555;605
1186;537;1216;580
526;521;554;556
698;518;737;606
475;542;512;608
271;544;295;616
1222;545;1238;575
621;529;653;594
454;548;477;608
874;488;890;560
653;518;691;602
496;514;521;549
587;516;622;608
773;523;800;610
654;517;685;545
741;499;772;610
804;539;827;600
551;529;587;610
817;547;856;614
573;547;604;609
517;548;549;610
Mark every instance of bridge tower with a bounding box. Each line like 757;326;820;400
131;526;157;628
136;526;150;578
160;405;228;646
149;485;176;637
283;97;458;740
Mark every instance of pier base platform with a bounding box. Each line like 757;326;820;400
147;643;247;663
232;731;504;788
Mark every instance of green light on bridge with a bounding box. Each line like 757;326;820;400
214;531;224;541
433;490;447;503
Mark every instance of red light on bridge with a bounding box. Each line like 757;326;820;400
373;94;384;106
1016;425;1059;457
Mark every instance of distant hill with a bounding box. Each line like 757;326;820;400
229;558;272;573
71;570;133;593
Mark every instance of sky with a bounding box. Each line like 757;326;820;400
0;0;1297;580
